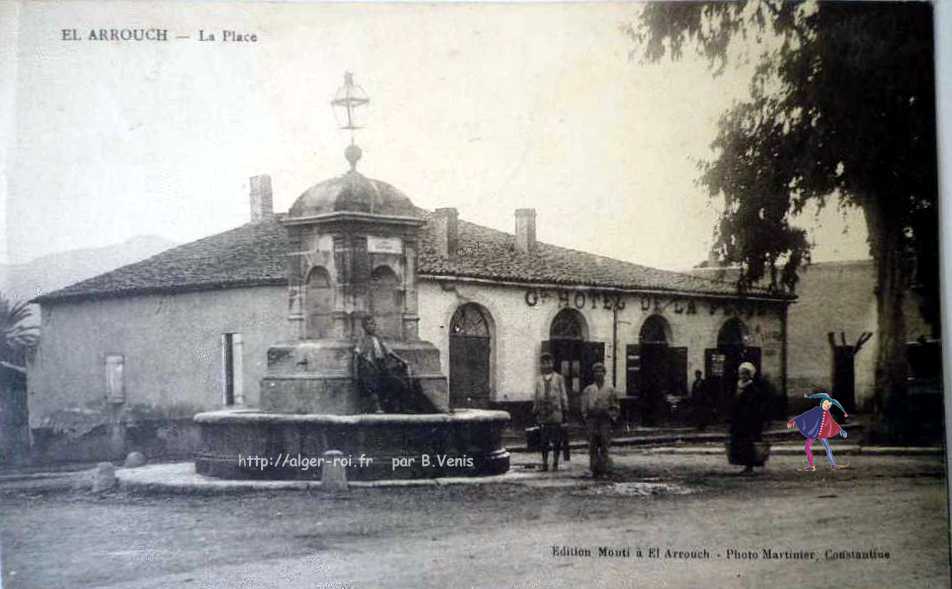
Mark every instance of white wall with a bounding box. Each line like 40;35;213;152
28;280;787;425
28;286;288;427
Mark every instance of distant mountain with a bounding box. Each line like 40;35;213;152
0;235;177;305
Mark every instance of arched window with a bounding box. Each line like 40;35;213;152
449;304;493;409
550;308;587;340
451;304;491;337
717;317;748;347
546;308;594;404
639;315;671;345
304;266;332;338
369;265;402;338
371;264;399;285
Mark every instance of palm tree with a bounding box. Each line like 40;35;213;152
0;292;38;367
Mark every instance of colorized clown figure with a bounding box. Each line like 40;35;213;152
787;390;849;471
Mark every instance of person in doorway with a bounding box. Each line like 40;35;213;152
787;388;849;471
581;363;620;478
728;362;769;474
532;352;568;472
691;369;713;430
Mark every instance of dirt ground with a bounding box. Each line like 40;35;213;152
0;450;949;588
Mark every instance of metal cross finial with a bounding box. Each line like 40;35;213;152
331;72;370;133
331;72;370;170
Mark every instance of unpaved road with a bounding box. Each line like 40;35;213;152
1;451;948;588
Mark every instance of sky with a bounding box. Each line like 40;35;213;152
0;1;888;270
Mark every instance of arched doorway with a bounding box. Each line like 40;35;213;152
304;266;333;339
717;317;748;348
544;308;603;418
638;315;671;425
706;317;761;419
550;308;588;341
449;304;493;409
369;265;402;338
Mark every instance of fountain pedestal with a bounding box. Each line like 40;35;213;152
258;339;450;414
194;161;510;481
194;409;511;480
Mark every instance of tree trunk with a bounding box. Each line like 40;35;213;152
862;197;909;439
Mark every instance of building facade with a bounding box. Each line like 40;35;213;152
28;174;791;461
694;259;938;413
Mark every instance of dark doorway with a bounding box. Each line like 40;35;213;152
638;315;670;425
543;308;603;419
706;317;761;420
223;333;236;406
449;304;492;409
829;332;873;414
632;315;689;425
831;346;857;413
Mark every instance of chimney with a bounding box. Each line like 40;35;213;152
515;208;536;254
249;174;274;222
432;208;459;257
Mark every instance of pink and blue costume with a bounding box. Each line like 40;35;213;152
789;392;848;468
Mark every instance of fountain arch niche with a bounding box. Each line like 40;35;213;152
193;166;511;480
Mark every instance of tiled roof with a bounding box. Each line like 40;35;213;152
35;213;789;304
34;221;289;303
417;214;784;298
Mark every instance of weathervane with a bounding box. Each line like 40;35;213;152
331;72;370;171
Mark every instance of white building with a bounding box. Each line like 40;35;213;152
28;173;791;461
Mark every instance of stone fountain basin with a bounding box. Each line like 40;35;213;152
194;409;511;481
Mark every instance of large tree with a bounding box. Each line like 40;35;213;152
628;2;939;433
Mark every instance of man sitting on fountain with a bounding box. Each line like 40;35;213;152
354;315;422;414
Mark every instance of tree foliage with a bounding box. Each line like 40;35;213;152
628;1;937;304
628;2;939;427
0;292;38;367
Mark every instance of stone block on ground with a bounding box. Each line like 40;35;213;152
93;462;117;492
124;451;147;468
321;450;348;492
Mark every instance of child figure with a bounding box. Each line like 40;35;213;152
787;389;849;471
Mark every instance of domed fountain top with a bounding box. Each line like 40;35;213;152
287;166;421;220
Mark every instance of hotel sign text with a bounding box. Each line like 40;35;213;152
523;289;766;317
524;289;625;310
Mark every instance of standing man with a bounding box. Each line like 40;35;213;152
728;362;769;474
532;352;568;472
691;369;712;430
581;363;619;478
